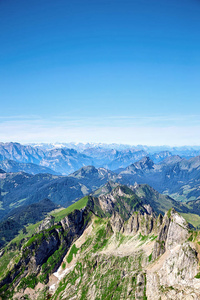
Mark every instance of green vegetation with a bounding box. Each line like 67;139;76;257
67;244;79;263
23;232;43;248
94;217;106;225
0;198;58;248
0;284;14;300
139;233;149;242
143;273;147;300
138;233;157;247
181;213;200;229
80;236;93;252
3;183;198;299
169;193;188;202
40;246;66;283
113;187;146;220
148;253;152;262
52;196;89;222
187;231;198;242
62;262;66;269
116;232;131;245
52;254;142;300
87;196;108;218
3;220;43;252
18;274;38;290
195;272;200;279
167;208;172;219
0;247;21;280
92;221;113;253
93;227;108;252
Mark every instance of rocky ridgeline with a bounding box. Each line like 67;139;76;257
47;206;200;300
110;209;161;236
0;187;200;299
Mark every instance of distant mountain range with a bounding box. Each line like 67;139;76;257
29;142;200;154
0;142;200;231
118;155;200;202
1;154;200;223
0;159;59;175
0;143;93;175
1;142;200;175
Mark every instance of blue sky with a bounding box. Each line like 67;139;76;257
0;0;200;145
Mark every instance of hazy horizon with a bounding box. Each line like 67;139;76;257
1;141;200;149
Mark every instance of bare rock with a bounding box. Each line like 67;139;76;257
135;273;146;300
152;208;189;260
37;215;55;233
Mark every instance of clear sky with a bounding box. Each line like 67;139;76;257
0;0;200;145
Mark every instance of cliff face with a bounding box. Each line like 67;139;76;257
0;208;90;297
146;209;200;300
110;209;159;236
152;208;190;260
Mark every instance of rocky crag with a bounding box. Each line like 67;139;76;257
0;186;200;299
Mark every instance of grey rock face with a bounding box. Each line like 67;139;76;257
29;230;60;272
61;208;85;235
110;211;124;232
37;215;55;233
147;209;199;300
147;243;200;300
0;208;91;292
153;208;190;260
135;273;146;300
109;207;158;237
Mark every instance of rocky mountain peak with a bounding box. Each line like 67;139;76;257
161;155;183;165
134;156;154;170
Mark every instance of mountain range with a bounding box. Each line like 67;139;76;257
0;141;200;299
1;153;200;224
1;142;200;176
118;155;200;202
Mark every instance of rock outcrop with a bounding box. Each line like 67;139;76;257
110;209;158;236
152;208;190;260
147;209;199;300
37;215;55;232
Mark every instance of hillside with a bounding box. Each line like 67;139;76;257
0;160;59;175
118;155;200;202
0;166;114;221
0;186;200;299
0;198;58;248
